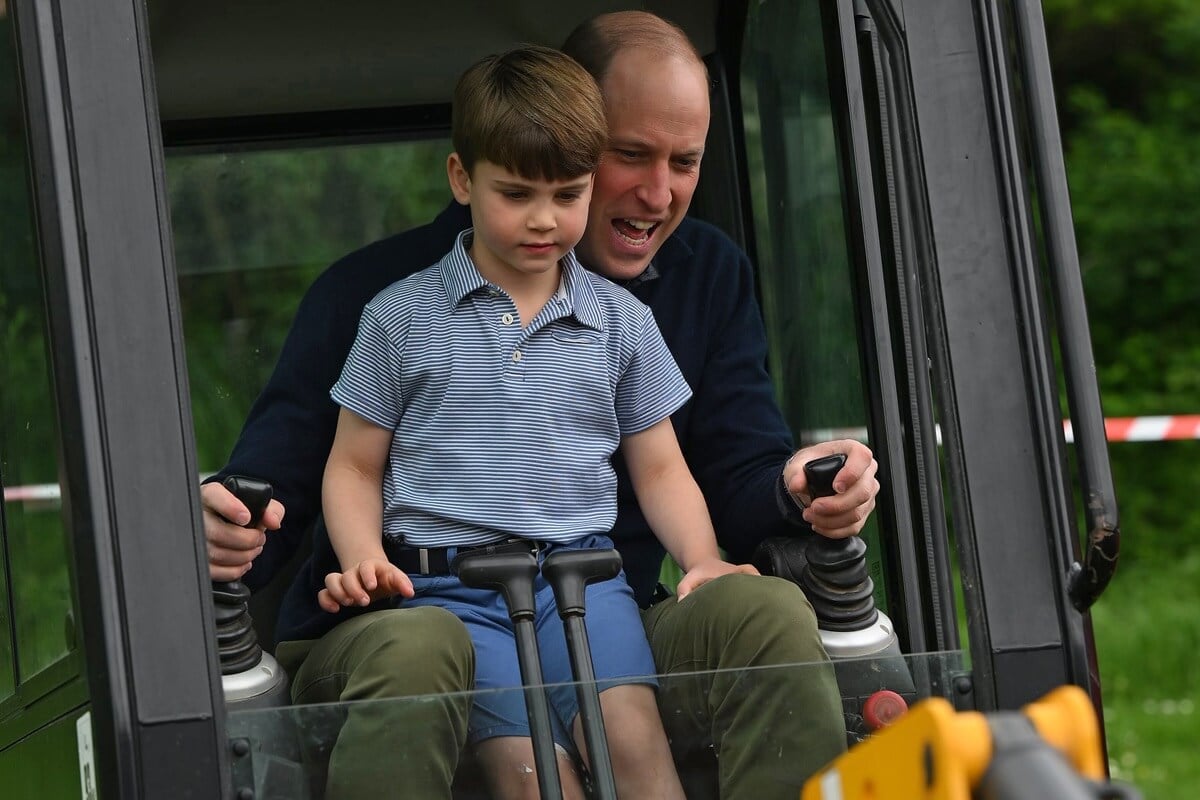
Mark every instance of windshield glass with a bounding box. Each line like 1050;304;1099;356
226;650;966;798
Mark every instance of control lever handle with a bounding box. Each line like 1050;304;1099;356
542;549;622;800
454;550;562;800
212;476;288;709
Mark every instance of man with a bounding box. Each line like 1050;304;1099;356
204;11;879;799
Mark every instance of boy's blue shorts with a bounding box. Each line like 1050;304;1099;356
402;534;657;754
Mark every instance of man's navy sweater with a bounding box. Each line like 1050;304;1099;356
217;202;802;643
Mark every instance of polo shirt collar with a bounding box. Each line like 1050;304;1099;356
439;229;604;331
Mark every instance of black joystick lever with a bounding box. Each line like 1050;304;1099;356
541;549;622;800
454;551;563;800
799;454;879;631
213;476;289;709
778;456;915;743
214;476;273;675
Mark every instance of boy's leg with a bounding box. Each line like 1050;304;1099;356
573;683;686;799
536;553;683;798
277;606;474;800
642;573;846;800
474;737;586;800
405;573;587;799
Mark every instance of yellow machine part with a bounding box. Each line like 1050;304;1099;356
800;685;1104;799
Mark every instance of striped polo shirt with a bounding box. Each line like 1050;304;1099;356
331;230;692;548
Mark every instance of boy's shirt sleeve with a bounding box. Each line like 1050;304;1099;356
329;303;405;431
614;307;692;435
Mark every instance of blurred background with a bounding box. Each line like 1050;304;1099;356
1044;0;1200;795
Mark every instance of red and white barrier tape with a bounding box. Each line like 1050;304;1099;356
801;415;1200;447
5;416;1198;504
1070;414;1200;443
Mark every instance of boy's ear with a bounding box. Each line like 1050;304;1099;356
447;153;472;205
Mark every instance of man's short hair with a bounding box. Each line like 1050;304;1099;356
452;45;607;181
561;10;706;87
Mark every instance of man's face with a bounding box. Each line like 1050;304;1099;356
575;49;711;282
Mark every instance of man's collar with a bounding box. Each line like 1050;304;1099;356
623;261;661;289
616;224;695;289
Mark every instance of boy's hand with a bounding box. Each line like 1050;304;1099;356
318;559;415;613
676;558;759;600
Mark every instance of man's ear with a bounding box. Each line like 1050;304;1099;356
447;153;472;205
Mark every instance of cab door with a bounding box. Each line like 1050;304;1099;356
3;1;229;797
806;0;1110;711
707;0;1110;715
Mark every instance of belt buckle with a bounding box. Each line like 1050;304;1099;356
506;537;540;557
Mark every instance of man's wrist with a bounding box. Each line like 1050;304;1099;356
776;465;809;526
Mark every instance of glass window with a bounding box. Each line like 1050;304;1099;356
225;651;967;796
166;140;452;468
739;0;886;605
0;8;76;694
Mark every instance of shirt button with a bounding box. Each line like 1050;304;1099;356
512;350;523;362
501;312;514;325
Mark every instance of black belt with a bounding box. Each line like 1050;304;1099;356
383;537;544;575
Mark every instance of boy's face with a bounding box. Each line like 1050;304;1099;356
447;155;593;285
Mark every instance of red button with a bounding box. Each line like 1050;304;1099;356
863;690;909;730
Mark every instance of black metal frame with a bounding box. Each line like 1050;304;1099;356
820;0;935;657
10;0;229;797
904;0;1098;709
797;0;1104;712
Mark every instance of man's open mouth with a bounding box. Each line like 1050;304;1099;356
614;218;659;246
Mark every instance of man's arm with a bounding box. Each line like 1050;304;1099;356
662;224;877;558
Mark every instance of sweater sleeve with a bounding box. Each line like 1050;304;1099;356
681;242;809;562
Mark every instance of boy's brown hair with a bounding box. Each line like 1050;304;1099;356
452;45;607;181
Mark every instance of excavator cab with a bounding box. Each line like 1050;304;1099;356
0;1;1118;797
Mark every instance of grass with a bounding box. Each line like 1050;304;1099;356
1091;549;1200;798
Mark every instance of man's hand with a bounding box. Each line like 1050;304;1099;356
783;440;879;539
318;559;415;613
202;481;285;581
676;557;759;600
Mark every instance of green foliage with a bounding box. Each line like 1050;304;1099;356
165;141;450;468
1045;0;1200;554
1063;100;1200;416
1046;0;1200;794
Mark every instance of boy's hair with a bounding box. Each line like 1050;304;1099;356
452;45;607;181
561;11;707;87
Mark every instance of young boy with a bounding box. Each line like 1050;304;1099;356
318;45;753;798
